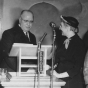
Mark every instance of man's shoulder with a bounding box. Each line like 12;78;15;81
4;27;14;33
3;26;20;35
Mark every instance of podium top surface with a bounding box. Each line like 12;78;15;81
9;43;52;57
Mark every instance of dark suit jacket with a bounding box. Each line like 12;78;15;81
0;25;36;71
47;34;86;88
54;34;86;88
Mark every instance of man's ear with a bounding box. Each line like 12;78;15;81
19;17;21;24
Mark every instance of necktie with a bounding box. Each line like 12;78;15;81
25;32;29;38
63;38;71;49
25;32;30;41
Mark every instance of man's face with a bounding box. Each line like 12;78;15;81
59;22;70;36
19;11;34;32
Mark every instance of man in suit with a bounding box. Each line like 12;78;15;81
47;15;86;88
0;10;36;71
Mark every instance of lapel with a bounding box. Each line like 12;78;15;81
15;26;31;43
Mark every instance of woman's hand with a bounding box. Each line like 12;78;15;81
51;70;69;78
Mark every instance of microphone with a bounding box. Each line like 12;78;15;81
39;32;47;43
49;22;56;28
49;22;56;37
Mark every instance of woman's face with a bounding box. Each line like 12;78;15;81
59;22;69;36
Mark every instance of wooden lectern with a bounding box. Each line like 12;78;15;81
1;43;66;88
9;43;52;76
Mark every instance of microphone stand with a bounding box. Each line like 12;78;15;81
50;29;56;88
37;33;47;88
37;41;41;88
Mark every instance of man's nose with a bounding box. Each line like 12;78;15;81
27;22;32;26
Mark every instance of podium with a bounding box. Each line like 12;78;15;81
9;43;52;76
1;43;66;88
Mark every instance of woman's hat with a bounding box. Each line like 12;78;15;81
60;15;79;29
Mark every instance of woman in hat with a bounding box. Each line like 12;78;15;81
47;15;86;88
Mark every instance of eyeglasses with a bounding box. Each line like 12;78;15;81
21;18;34;23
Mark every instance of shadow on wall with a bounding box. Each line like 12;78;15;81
29;2;61;45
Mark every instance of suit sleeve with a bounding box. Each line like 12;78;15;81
1;30;14;54
0;30;16;71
